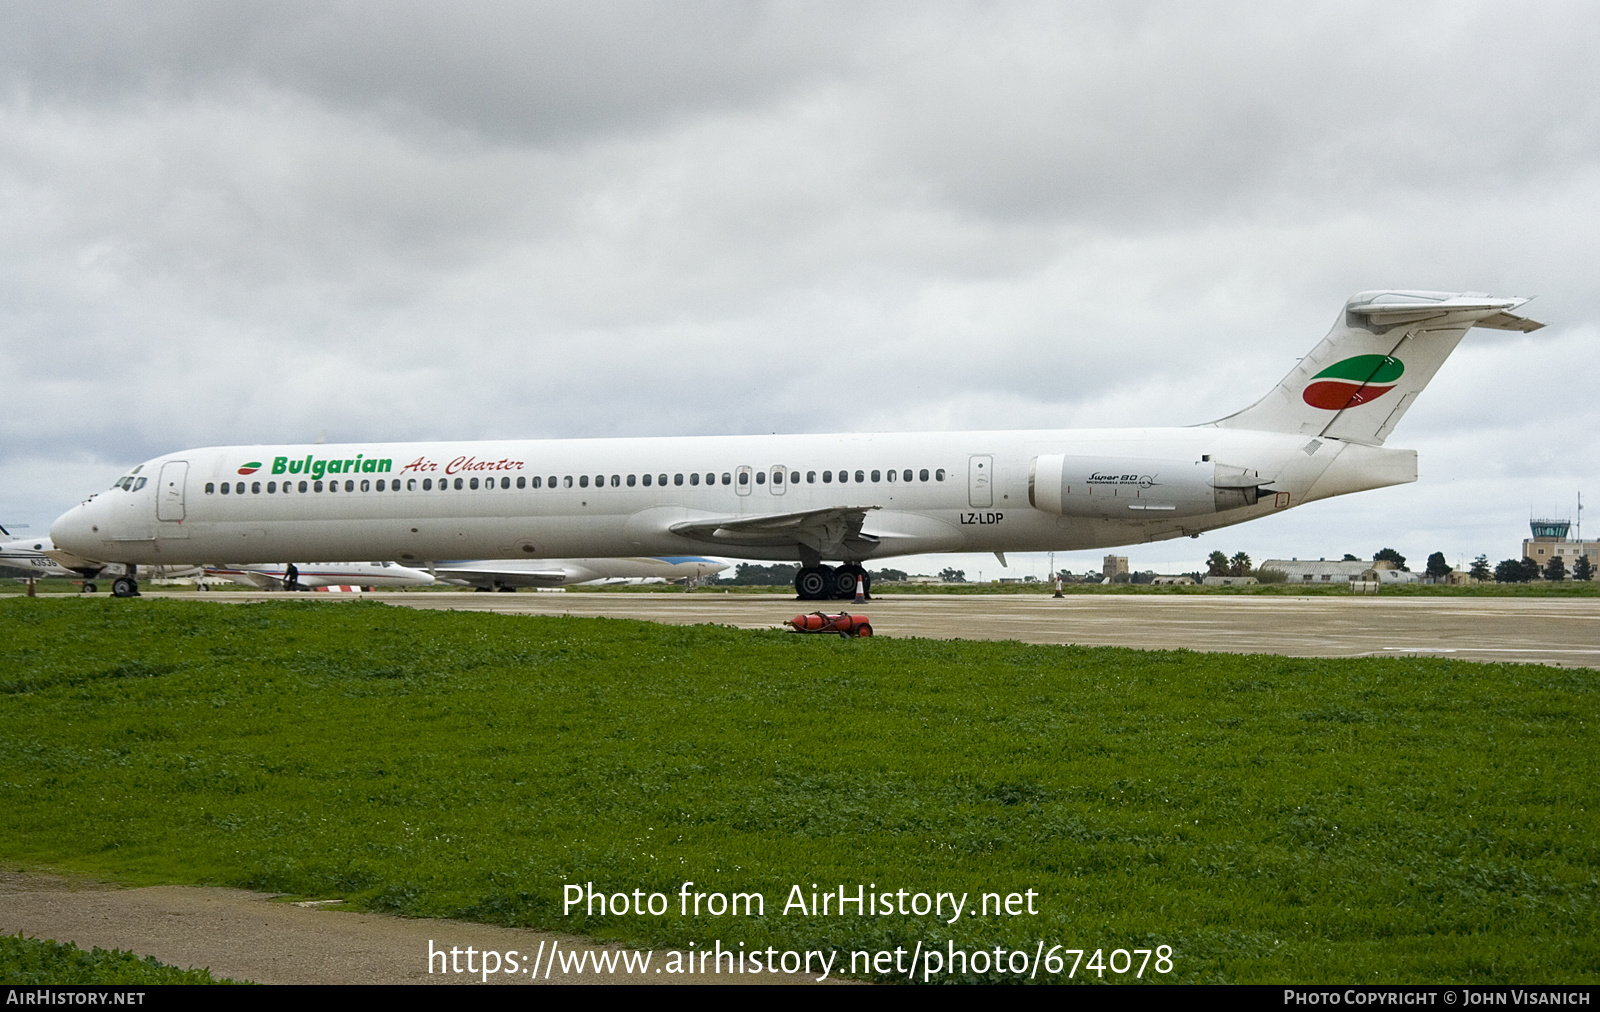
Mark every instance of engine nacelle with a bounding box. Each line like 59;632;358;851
1028;454;1272;519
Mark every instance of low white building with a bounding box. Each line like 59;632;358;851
1260;559;1419;585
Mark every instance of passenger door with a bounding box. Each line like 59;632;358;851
156;461;189;521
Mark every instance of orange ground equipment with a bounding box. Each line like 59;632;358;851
788;611;873;637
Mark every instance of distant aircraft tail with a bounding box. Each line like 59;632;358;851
1209;291;1542;445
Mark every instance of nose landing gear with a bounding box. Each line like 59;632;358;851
111;576;140;598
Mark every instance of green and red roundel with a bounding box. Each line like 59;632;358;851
237;461;262;475
1302;355;1404;410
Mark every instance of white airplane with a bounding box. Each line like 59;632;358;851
49;291;1543;600
204;560;435;591
1;535;198;590
0;536;81;581
429;556;730;591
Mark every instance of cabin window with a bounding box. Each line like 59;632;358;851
469;477;479;490
454;478;464;490
737;472;748;485
517;476;526;489
822;471;832;483
690;473;700;486
205;482;215;494
248;481;258;493
886;470;896;483
375;480;384;491
314;481;324;492
856;470;866;483
870;470;880;482
902;469;912;482
627;474;636;487
563;476;573;488
593;474;603;487
919;469;929;482
579;475;589;488
267;481;277;493
610;475;620;487
344;480;354;492
755;472;765;485
658;474;668;486
936;469;946;481
298;481;308;492
674;474;684;486
642;473;652;486
837;470;848;483
722;473;731;485
220;482;230;495
360;480;369;492
772;470;783;485
807;471;816;483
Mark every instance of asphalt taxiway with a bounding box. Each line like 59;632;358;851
180;590;1599;667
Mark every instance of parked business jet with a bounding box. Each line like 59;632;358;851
204;560;435;591
2;535;199;589
0;536;81;582
430;556;730;590
49;292;1542;599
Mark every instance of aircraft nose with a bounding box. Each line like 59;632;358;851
50;503;100;556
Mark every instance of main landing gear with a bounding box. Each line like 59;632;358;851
111;576;140;598
794;564;870;601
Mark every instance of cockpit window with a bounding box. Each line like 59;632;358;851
133;477;147;490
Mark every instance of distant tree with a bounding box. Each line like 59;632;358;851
1229;552;1252;577
1255;568;1289;584
1468;555;1492;581
1520;557;1542;582
871;568;908;582
938;568;966;583
1342;553;1360;562
1425;552;1452;580
725;563;800;586
1494;559;1526;583
1206;551;1230;577
1373;548;1408;571
1574;555;1594;581
1544;555;1566;582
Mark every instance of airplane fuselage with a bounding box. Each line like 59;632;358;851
49;426;1416;568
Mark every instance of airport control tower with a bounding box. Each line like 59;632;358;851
1522;510;1598;576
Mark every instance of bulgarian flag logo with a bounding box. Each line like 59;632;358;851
237;461;263;475
1302;355;1404;410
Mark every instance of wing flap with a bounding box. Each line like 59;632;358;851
669;506;881;554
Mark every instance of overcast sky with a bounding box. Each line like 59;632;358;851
2;1;1596;577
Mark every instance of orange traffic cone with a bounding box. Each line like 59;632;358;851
853;573;866;604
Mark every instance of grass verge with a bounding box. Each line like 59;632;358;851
0;598;1594;983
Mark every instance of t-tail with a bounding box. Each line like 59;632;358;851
1209;291;1542;444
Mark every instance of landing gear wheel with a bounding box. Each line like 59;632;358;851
83;583;97;594
497;584;516;592
795;566;830;600
832;566;870;600
111;576;139;598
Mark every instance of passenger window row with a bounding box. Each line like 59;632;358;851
201;467;947;496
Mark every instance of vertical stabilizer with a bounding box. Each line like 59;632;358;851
1209;291;1541;444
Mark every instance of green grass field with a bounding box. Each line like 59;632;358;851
0;935;241;985
1;598;1594;983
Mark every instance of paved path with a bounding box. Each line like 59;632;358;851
172;590;1600;668
0;873;837;985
